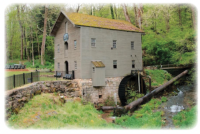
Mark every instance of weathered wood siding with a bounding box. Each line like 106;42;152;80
54;18;81;78
80;27;142;79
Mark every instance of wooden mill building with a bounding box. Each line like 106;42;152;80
50;11;144;86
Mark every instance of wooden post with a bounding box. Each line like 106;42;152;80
125;70;188;111
13;74;15;88
72;70;75;79
23;73;25;84
141;75;143;93
31;72;33;83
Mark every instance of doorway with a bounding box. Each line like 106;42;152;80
65;61;68;74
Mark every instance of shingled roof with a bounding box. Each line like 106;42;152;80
51;11;144;36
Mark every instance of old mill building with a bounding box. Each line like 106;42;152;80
50;11;144;86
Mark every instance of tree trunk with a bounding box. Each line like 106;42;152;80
41;5;48;65
110;4;115;19
133;4;138;27
137;4;143;29
114;4;118;19
166;8;170;32
178;4;182;27
125;70;188;111
36;31;40;61
30;27;34;66
191;6;196;30
17;5;24;60
76;4;81;13
122;4;131;23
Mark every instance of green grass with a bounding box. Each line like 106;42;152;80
115;98;165;128
145;69;172;86
7;93;117;129
5;71;31;77
172;106;197;128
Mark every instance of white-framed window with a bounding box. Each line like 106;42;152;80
113;60;117;69
113;40;116;49
57;44;60;53
132;60;135;68
131;41;134;50
91;38;96;47
74;40;77;49
74;61;77;70
57;62;60;70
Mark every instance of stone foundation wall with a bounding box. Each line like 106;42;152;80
5;77;124;119
5;81;80;119
75;77;123;105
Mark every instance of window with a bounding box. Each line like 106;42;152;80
91;38;96;47
113;40;116;48
74;61;77;70
113;60;117;69
131;41;134;50
92;67;95;73
132;60;135;68
74;40;77;49
57;62;60;70
65;42;68;50
57;44;60;53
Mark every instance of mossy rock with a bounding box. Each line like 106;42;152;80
13;107;20;114
59;97;66;104
35;90;41;95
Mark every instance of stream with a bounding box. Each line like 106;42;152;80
161;84;196;128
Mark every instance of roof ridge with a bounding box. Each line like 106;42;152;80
64;12;144;33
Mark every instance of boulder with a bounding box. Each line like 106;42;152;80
35;90;41;95
73;97;81;102
59;96;66;104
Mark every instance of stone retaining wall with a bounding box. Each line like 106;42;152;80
74;77;123;105
5;80;80;119
5;77;124;119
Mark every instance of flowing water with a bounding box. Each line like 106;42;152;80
162;84;196;128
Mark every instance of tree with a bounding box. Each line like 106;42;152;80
17;5;24;60
110;4;115;19
191;5;196;31
122;4;131;23
41;5;48;65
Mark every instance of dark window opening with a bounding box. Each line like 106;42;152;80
131;41;134;50
132;60;135;68
91;38;96;47
113;60;117;69
65;42;68;50
93;67;95;73
74;40;77;49
113;40;116;48
99;95;102;98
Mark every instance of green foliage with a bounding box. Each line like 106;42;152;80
24;59;54;69
173;106;197;128
104;96;116;106
145;69;172;86
115;98;164;128
7;93;117;129
161;97;167;102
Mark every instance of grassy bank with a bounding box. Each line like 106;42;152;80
115;97;167;128
144;69;172;86
7;93;116;129
7;93;169;129
172;106;197;128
